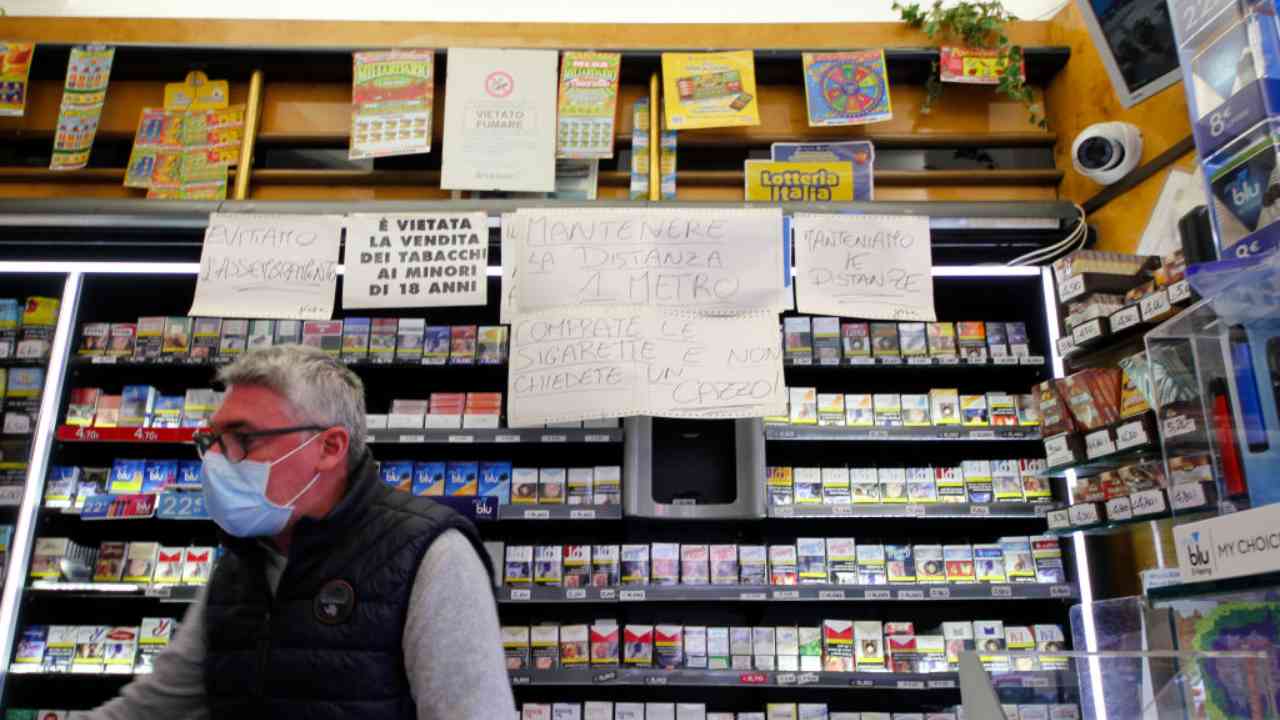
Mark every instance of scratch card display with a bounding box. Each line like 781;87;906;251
0;42;34;117
801;50;892;126
51;45;115;171
939;46;1025;85
350;49;435;160
557;51;621;159
125;105;244;199
661;51;760;130
772;141;875;202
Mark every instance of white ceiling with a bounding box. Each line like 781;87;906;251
6;0;1071;23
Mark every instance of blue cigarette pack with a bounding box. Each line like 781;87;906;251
109;459;147;494
446;461;479;496
142;460;178;493
479;461;512;504
380;460;414;493
176;460;203;489
413;461;446;497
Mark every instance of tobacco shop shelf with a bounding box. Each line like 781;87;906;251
1044;490;1217;538
768;502;1059;519
1059;279;1194;370
507;667;1074;691
366;428;623;445
763;426;1040;442
54;426;196;444
782;356;1047;370
497;583;1076;604
1037;414;1163;479
496;504;622;521
72;356;506;371
27;580;201;603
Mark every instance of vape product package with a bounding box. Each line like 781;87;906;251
943;544;975;583
477;461;510;503
591;544;620;587
886;544;916;583
652;542;680;585
109;459;146;494
444;461;478;497
821;467;850;504
739;545;768;585
796;537;827;584
826;538;857;584
532;625;559;669
769;544;798;586
794;467;822;504
680;544;710;585
857;543;887;585
621;544;651;585
142;461;177;493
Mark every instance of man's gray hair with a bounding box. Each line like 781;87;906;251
217;344;367;467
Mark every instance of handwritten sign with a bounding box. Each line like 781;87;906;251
343;213;488;309
503;208;788;315
792;213;936;321
507;306;785;426
190;214;340;320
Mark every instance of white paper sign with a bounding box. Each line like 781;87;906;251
793;213;936;321
343;213;488;309
441;48;557;192
503;208;787;315
1175;502;1280;583
507;306;785;426
190;213;341;320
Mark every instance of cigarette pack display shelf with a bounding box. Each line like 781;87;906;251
1036;412;1161;479
72;357;508;371
0;358;48;368
1043;488;1217;538
782;356;1047;369
767;502;1059;520
1057;279;1196;368
26;581;201;604
1053;264;1161;306
497;504;623;521
506;667;1075;691
497;582;1077;605
367;428;624;445
764;426;1041;442
1145;569;1280;605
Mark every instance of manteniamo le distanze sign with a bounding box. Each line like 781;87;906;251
1174;502;1280;583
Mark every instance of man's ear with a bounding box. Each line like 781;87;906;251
316;427;350;473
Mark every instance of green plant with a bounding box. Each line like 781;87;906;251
894;0;1046;128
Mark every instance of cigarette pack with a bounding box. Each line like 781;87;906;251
1018;707;1048;720
534;545;562;586
621;544;650;585
888;634;920;672
0;299;15;358
73;625;110;673
874;393;902;426
478;326;509;365
681;544;710;585
789;386;817;424
793;467;822;504
783;317;813;364
796;537;827;584
821;467;850;504
957;321;987;362
94;541;127;582
109;459;146;494
879;467;907;503
974;544;1006;583
302;320;343;357
449;325;478;365
731;626;753;664
988;392;1018;427
623;624;653;666
510;468;538;504
927;322;958;357
767;466;794;506
1035;624;1068;669
142;461;177;493
593;465;621;505
777;625;799;670
655;624;684;668
841;321;870;360
917;636;948;673
340;318;370;360
563;545;591;588
392;319;425;362
678;704;707;720
1037;380;1076;436
44;466;80;508
826;538;857;584
926;388;959;426
121;541;159;583
152;546;184;584
813;317;841;365
855;621;884;670
151;395;184;429
522;704;549;720
943;621;973;669
504;545;533;586
379;460;413;493
478;461;511;503
65;388;100;427
44;624;75;673
614;704;643;720
183;546;213;584
591;544;620;587
960;394;989;426
1006;322;1030;356
962;460;993;503
561;624;589;667
856;543;887;585
565;467;593;505
914;544;945;583
899;322;927;357
933;465;965;503
684;626;707;668
769;544;798;586
652;542;680;585
739;545;767;585
188;317;221;361
537;467;564;503
245;319;274;351
850;467;880;503
1032;536;1065;583
1000;536;1036;582
422;325;450;365
272;319;302;346
79;322;109;356
974;620;1007;669
886;544;916;583
553;704;582;720
943;544;975;583
531;624;559;670
92;394;122;428
767;706;797;720
906;467;937;502
817;393;845;426
710;544;738;585
752;626;776;669
133;316;165;359
119;384;157;427
845;393;874;426
992;460;1023;501
14;625;48;666
160;317;192;359
901;394;931;427
823;620;855;671
502;626;530;669
708;626;730;669
871;322;900;359
1006;625;1036;669
588;620;619;666
646;704;676;720
985;321;1009;358
107;323;137;358
797;626;823;671
368;318;398;361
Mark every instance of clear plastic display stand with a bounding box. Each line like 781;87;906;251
960;649;1276;719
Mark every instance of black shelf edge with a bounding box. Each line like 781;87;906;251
764;425;1041;442
358;428;623;445
497;582;1077;604
1147;570;1280;604
768;502;1059;519
506;667;1074;690
71;357;506;371
496;505;623;521
783;356;1047;370
26;581;202;603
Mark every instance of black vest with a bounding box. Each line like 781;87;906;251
203;452;492;719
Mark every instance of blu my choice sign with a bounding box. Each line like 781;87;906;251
1174;503;1280;583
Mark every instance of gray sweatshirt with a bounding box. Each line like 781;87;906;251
81;529;516;720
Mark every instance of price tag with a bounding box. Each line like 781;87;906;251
1115;420;1149;450
738;672;768;685
1072;319;1104;345
1109;305;1141;333
1022;355;1046;366
739;592;768;601
776;673;797;686
131;428;160;442
645;675;668;686
969;430;996;439
1106;496;1134;521
937;356;960;365
1069;502;1102;526
1051;585;1074;598
1131;489;1167;516
570;509;597;520
792;356;813;366
929;587;951;599
1163;414;1197;439
1170;483;1209;511
994;356;1020;366
1023;676;1052;688
509;588;531;601
0;486;22;506
898;680;926;690
898;589;925;600
447;434;474;444
866;589;891;600
495;434;521;443
584;434;611;443
566;589;587;600
965;349;989;364
850;357;876;366
156;491;208;520
773;506;795;518
144;585;172;598
599;589;616;600
1047;509;1071;530
91;355;118;364
1140;290;1172;321
879;356;903;365
619;589;646;601
969;505;991;516
1085;429;1117;459
832;505;853;516
908;357;931;366
928;679;957;689
523;509;550;520
851;678;875;688
905;504;926;517
866;430;890;439
399;434;425;443
797;672;820;686
541;435;567;443
818;590;846;600
1044;434;1075;467
1056;335;1075;357
774;590;800;600
1059;274;1086;301
510;674;531;686
991;585;1013;598
1168;280;1192;304
593;671;618;683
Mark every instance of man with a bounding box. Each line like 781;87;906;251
86;345;516;719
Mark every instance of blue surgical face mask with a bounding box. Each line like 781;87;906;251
201;433;323;538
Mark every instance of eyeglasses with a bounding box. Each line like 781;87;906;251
192;425;328;463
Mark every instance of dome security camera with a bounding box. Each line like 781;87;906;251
1071;122;1143;186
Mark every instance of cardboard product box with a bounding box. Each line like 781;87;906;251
462;392;503;429
769;545;798;586
446;461;479;497
826;538;857;584
562;545;591;588
122;542;159;583
796;538;827;584
621;544;651;585
531;624;559;670
591;544;620;587
652;542;680;585
739;545;768;585
1016;393;1041;427
590;621;619;667
623;624;654;666
425;392;464;429
710;544;738;585
477;461;510;503
767;466;794;506
794;467;823;505
821;467;851;504
502;626;530;670
534;545;562;586
1037;380;1076;436
856;543;886;585
681;544;710;585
